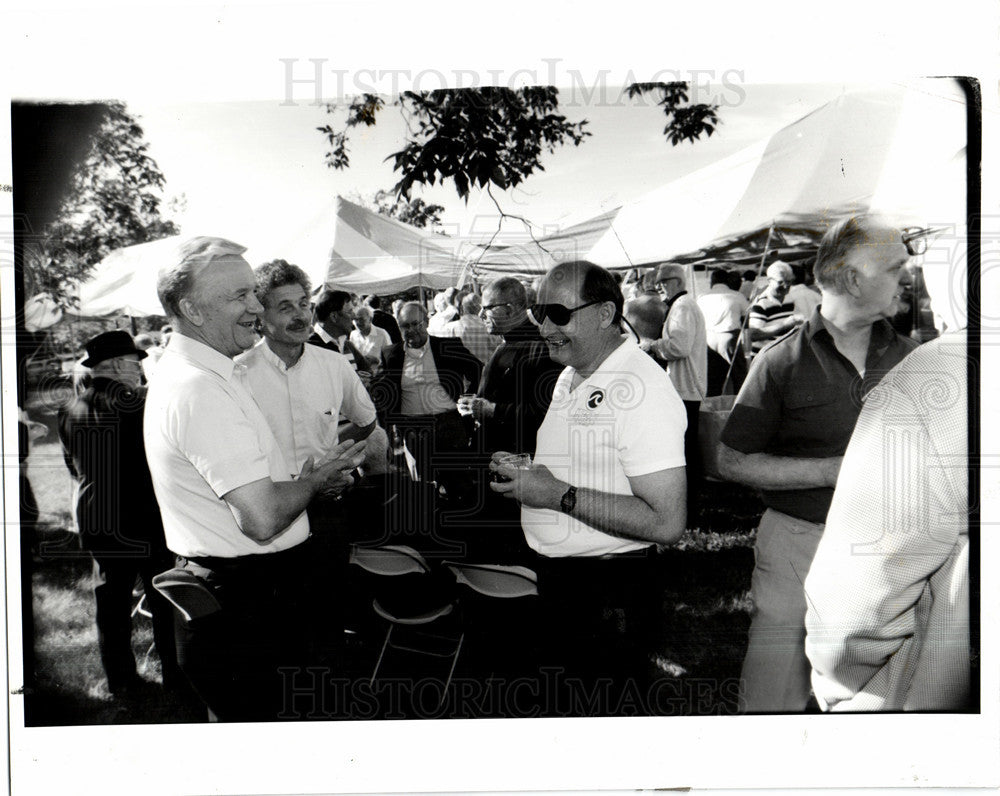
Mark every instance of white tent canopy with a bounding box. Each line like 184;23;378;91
316;196;468;294
73;196;470;317
472;81;968;275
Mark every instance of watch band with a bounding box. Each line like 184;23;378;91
560;485;577;515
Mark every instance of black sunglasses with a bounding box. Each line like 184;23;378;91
529;300;602;326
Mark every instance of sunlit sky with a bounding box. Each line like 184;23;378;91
129;82;868;258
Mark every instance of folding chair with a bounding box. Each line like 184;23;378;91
348;545;463;706
151;568;222;623
443;561;540;688
443;562;539;599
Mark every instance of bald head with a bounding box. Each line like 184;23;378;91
536;260;625;373
540;260;624;321
624;295;666;340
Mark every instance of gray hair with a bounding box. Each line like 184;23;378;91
460;292;481;315
157;237;248;318
814;215;898;294
400;300;429;321
766;261;794;283
355;305;374;321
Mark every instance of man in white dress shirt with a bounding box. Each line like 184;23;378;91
144;238;366;721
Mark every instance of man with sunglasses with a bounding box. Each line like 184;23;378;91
456;277;562;563
490;261;688;709
717;215;920;713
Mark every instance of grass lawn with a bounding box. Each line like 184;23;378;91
19;389;762;723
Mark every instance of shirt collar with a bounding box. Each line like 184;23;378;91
405;338;430;357
566;337;635;388
804;307;897;349
664;289;688;313
256;338;306;372
166;332;238;380
313;323;335;345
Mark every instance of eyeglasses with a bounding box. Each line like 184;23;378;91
529;300;602;326
479;302;514;316
901;226;944;257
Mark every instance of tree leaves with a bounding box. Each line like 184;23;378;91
34;102;178;309
320;83;719;204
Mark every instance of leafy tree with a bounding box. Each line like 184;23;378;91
28;102;178;309
319;84;719;203
372;190;445;231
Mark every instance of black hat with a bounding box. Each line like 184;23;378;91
80;330;147;368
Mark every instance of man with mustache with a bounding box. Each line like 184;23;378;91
238;259;378;470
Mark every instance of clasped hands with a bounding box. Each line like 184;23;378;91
297;438;368;498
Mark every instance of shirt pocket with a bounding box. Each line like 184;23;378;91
783;384;837;410
781;384;842;450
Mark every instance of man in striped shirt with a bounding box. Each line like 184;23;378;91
748;261;805;353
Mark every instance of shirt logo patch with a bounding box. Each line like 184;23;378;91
586;389;605;409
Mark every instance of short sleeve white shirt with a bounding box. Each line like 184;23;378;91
521;338;687;558
236;339;377;472
143;333;310;558
350;325;392;363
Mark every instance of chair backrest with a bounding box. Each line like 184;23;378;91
444;562;539;599
349;544;431;577
152;568;222;623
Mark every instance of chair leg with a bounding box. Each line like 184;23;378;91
370;624;393;687
437;632;465;711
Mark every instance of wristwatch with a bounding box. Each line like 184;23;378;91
560;485;577;515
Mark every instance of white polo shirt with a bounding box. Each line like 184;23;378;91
521;338;687;558
236;339;377;472
143;333;310;558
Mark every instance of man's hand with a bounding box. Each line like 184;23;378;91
301;438;368;497
489;453;566;510
456;396;496;420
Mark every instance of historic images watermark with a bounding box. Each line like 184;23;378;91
279;59;747;108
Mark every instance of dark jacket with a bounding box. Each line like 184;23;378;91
373;335;482;422
306;331;371;374
372;309;403;346
478;318;562;456
57;377;165;554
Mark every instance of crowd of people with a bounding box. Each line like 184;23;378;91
52;214;970;720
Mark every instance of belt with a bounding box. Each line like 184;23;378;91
184;537;314;574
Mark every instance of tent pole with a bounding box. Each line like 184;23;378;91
728;222;776;386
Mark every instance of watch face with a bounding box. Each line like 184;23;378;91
561;486;576;514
